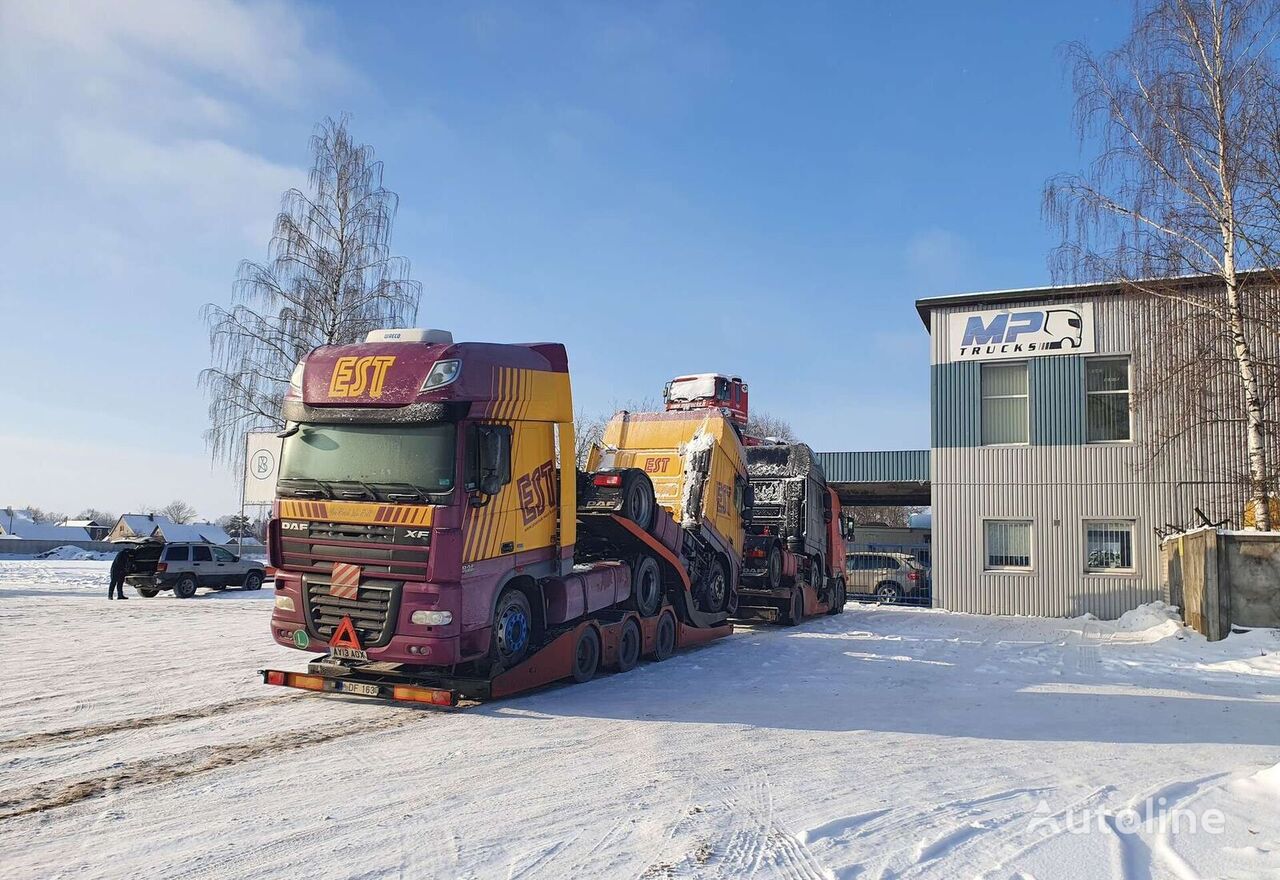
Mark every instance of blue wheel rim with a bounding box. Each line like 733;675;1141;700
499;606;529;657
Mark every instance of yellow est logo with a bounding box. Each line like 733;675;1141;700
329;356;397;398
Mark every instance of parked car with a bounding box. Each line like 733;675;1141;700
124;542;266;598
845;552;929;604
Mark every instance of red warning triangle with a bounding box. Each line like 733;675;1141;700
329;615;363;650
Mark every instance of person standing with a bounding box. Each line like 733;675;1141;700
108;546;133;600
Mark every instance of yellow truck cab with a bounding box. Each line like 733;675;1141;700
588;409;750;614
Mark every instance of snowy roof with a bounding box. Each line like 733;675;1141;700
57;519;102;528
1;519;92;541
115;514;166;537
158;522;234;544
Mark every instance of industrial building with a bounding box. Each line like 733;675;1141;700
821;274;1267;619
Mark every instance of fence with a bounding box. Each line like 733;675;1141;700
1163;528;1280;640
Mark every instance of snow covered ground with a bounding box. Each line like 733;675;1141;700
1;559;1278;879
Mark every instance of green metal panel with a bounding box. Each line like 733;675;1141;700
815;450;929;483
1029;356;1086;445
931;361;980;448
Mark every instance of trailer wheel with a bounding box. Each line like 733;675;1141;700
765;544;783;590
174;575;198;599
781;588;803;626
827;577;847;615
493;589;534;666
696;558;730;614
572;626;601;683
616;618;641;672
627;554;663;617
652;612;676;661
620;471;655;531
137;587;159;598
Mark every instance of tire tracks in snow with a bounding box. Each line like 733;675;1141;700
0;710;423;820
0;694;294;751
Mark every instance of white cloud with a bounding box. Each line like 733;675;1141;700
0;0;348;514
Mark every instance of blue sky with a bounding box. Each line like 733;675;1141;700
0;1;1128;517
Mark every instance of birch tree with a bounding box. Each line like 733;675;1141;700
1043;0;1280;528
201;116;421;465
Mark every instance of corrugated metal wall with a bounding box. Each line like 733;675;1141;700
816;450;930;483
929;291;1256;619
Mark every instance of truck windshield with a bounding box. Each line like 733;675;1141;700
280;423;456;499
667;376;718;402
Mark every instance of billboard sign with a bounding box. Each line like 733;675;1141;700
244;431;283;505
946;303;1095;362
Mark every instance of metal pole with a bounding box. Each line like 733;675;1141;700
238;432;247;557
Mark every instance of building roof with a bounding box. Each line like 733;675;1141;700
160;522;234;544
912;270;1272;328
111;514;231;544
1;509;91;541
58;519;101;528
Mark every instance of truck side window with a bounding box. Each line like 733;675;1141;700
164;546;189;562
466;424;512;493
192;545;213;563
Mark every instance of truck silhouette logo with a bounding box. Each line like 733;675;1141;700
959;308;1084;354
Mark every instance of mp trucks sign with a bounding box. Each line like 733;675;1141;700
244;431;283;505
946;303;1095;362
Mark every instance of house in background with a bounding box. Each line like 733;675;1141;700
106;514;234;545
0;508;92;542
56;519;110;541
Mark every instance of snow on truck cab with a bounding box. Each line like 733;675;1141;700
264;329;737;704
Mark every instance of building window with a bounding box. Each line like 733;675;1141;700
981;363;1028;445
1085;520;1135;571
984;520;1032;569
1086;357;1130;442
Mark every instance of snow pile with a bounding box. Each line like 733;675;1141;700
1107;600;1188;643
34;546;116;561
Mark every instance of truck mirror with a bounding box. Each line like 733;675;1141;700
474;424;512;497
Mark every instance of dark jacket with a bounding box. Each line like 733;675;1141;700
110;549;134;579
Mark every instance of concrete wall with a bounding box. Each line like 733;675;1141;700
1164;529;1280;639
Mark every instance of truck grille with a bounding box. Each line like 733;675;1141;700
304;575;402;648
752;503;784;521
281;520;430;580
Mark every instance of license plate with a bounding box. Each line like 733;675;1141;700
338;681;380;697
330;646;369;662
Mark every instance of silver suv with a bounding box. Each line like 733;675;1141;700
125;542;266;599
845;552;929;604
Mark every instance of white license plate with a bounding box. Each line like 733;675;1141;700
330;646;369;662
338;681;380;697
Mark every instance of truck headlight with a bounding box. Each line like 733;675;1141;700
274;595;295;612
421;359;461;391
411;610;452;625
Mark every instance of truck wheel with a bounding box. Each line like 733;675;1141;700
627;554;663;617
616;618;641;672
493;589;534;666
137;587;159;598
781;589;803;626
765;544;783;590
572;626;600;683
620;472;655;531
652;613;676;661
696;558;730;614
827;577;847;615
876;582;902;604
174;576;198;599
243;572;263;591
